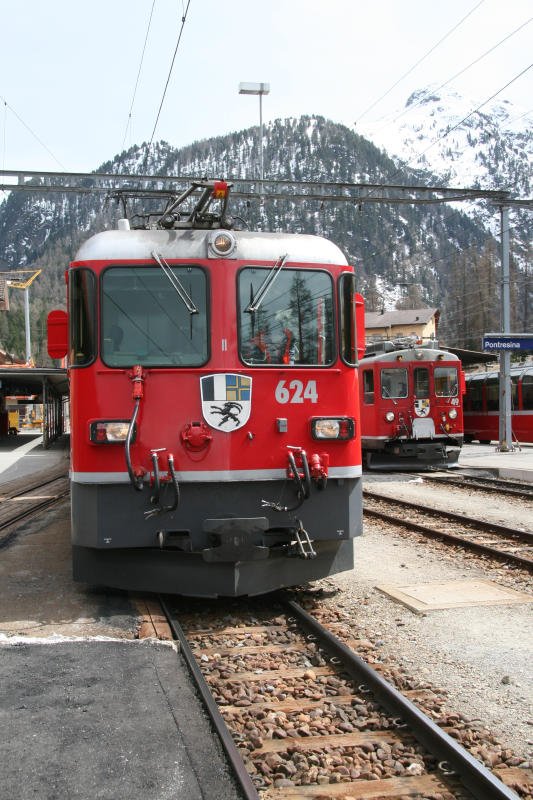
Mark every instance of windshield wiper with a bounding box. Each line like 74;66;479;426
152;251;198;315
245;254;289;314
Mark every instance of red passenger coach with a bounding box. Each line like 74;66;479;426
48;180;365;597
359;340;465;470
464;365;533;445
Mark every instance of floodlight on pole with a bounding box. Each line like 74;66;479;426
238;82;270;185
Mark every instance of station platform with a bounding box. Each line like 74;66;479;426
458;442;533;484
0;431;69;484
0;433;243;800
1;640;242;800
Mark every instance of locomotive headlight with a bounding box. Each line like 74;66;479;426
208;230;236;257
311;417;355;440
90;420;134;443
385;411;395;422
448;408;458;419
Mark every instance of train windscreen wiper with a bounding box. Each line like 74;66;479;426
151;251;199;315
245;254;289;314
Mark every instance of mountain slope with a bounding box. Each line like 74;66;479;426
0;98;529;360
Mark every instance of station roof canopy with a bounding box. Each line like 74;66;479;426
443;346;497;367
365;308;439;328
0;368;68;399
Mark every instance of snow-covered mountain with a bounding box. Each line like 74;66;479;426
0;88;530;360
358;86;531;196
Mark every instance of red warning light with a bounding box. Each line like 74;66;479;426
213;181;228;199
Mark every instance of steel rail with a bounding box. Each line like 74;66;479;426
0;473;68;503
159;596;260;800
364;489;533;543
0;488;70;549
363;506;533;570
424;473;533;499
281;597;520;800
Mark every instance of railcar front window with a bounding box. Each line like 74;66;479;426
414;367;430;398
238;267;334;366
363;370;374;404
381;368;408;399
69;268;96;366
101;266;208;367
434;366;458;397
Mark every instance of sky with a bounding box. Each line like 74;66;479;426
0;0;531;174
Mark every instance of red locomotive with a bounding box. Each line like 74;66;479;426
359;339;465;469
463;365;533;445
48;180;366;597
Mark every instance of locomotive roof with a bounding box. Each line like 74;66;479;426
74;228;349;265
361;348;460;365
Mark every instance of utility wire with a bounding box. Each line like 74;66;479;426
375;16;533;134
0;93;66;170
354;0;486;124
401;63;533;171
121;0;157;152
146;0;192;158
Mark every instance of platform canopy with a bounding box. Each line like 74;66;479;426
0;367;68;399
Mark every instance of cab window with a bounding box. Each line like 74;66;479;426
434;366;458;397
414;367;430;398
363;370;374;404
238;267;334;366
381;368;408;398
101;265;208;367
69;268;96;367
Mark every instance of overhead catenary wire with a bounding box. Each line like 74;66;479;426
399;62;533;172
121;0;157;153
373;16;533;135
0;94;66;171
354;0;486;125
145;0;192;161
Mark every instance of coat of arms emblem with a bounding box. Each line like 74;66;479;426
414;398;430;417
200;374;252;431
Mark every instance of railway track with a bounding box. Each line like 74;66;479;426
157;594;530;800
363;489;533;571
422;473;533;500
0;472;69;549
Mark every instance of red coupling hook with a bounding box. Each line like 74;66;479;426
181;421;212;451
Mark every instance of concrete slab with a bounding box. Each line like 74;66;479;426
376;579;533;613
0;640;242;800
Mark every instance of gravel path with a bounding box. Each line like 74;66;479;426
321;476;533;764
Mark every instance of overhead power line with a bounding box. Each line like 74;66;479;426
146;0;192;155
0;94;66;170
402;62;533;171
121;0;157;152
354;0;486;124
378;15;533;134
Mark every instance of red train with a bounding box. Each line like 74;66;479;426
359;339;465;469
47;180;366;597
463;365;533;444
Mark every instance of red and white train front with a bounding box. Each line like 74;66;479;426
49;193;365;597
359;343;465;469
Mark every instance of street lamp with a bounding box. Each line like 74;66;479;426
238;82;270;186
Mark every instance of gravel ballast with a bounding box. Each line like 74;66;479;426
324;475;532;764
